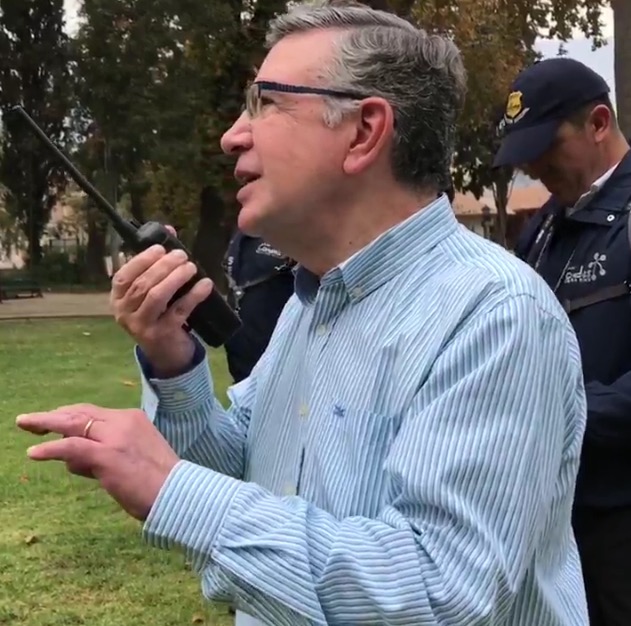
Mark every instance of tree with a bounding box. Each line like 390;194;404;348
0;0;73;266
73;0;287;283
612;0;631;136
0;184;24;264
142;0;289;284
359;0;610;245
418;0;609;245
73;0;614;267
72;0;183;223
403;1;530;245
67;125;117;282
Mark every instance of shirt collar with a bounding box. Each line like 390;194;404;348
567;161;620;216
294;193;458;304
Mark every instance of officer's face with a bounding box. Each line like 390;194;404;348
520;104;613;206
219;30;360;245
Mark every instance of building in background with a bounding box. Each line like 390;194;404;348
452;184;550;250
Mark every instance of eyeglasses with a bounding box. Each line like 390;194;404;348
244;80;366;118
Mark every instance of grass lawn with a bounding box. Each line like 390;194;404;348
0;318;234;626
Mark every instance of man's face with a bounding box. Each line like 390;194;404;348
519;104;613;207
219;30;360;241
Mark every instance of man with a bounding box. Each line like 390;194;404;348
494;57;631;626
17;4;588;625
222;230;295;616
222;229;295;383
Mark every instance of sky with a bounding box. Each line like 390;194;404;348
536;7;615;104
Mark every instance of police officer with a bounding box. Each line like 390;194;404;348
222;230;295;383
494;57;631;626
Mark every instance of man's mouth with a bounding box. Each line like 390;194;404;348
235;171;261;186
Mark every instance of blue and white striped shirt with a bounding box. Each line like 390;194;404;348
138;194;589;625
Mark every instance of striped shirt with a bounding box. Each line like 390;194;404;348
138;194;589;625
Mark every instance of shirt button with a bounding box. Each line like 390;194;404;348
283;484;296;496
607;214;615;222
351;286;363;298
316;324;327;336
299;404;309;419
173;390;187;402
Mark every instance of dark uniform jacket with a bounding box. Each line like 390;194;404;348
222;232;295;383
515;149;631;509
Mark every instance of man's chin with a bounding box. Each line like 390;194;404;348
236;204;265;237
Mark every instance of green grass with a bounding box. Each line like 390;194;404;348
0;318;234;625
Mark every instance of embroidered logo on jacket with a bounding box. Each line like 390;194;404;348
256;242;284;258
564;252;607;284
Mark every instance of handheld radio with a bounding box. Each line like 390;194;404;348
11;105;241;347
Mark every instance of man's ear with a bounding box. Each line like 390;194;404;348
590;104;614;142
343;97;395;176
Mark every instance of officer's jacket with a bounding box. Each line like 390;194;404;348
222;232;295;384
515;149;631;509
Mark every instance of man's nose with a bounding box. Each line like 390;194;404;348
220;111;253;155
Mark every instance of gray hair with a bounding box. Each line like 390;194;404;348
266;1;467;192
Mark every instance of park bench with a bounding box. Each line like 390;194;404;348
0;269;43;301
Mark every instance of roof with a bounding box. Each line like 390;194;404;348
452;191;489;216
452;183;549;218
506;184;550;212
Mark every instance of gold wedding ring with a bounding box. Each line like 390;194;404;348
82;418;95;439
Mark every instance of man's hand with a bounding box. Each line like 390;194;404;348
110;234;213;377
16;404;180;521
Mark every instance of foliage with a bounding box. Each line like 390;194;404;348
72;0;286;279
0;0;74;266
142;164;201;246
0;187;24;264
68;0;612;261
408;0;609;243
72;0;179;221
32;246;84;284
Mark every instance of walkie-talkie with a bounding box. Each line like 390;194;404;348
11;105;241;347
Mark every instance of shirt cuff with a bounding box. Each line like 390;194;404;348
143;460;242;572
135;337;214;416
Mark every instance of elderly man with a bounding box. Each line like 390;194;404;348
17;3;589;625
494;57;631;626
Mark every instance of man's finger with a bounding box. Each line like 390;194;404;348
16;408;102;440
133;261;199;323
163;278;214;326
120;250;191;314
27;436;100;466
17;424;50;436
111;245;167;300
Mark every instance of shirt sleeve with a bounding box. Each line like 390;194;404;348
142;295;586;625
135;335;255;480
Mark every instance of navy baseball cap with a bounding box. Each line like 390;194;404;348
493;57;610;168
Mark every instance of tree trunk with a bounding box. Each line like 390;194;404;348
192;186;233;292
108;225;122;275
84;211;108;283
492;169;513;248
129;187;145;223
93;170;121;275
613;0;631;136
26;225;42;268
25;185;47;268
